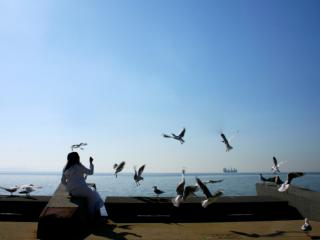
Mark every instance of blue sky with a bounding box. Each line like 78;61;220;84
0;0;319;173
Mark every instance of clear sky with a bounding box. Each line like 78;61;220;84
0;0;319;173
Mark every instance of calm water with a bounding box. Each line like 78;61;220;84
0;172;319;200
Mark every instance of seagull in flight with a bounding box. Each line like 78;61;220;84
278;172;304;192
163;128;186;144
0;185;20;196
220;133;233;152
259;174;284;185
172;169;186;207
71;143;87;151
19;184;42;197
134;164;146;186
152;186;165;197
113;161;125;178
203;179;223;184
271;156;285;173
196;177;223;208
182;184;199;201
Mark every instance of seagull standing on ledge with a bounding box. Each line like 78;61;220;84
196;177;223;208
0;186;19;196
19;184;42;197
172;169;186;207
163;128;186;144
113;161;125;178
152;186;165;197
220;133;233;152
278;172;304;192
301;218;312;232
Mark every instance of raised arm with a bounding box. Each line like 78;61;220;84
80;157;94;175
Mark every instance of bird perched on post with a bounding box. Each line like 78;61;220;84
113;161;125;178
162;128;186;144
134;164;145;186
152;186;165;197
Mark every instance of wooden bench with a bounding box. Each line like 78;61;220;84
37;183;95;239
105;196;302;222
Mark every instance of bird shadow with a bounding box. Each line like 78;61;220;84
89;222;142;240
230;230;285;238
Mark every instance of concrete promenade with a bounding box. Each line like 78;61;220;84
0;219;319;239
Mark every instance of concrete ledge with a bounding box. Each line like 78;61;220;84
0;195;50;221
105;196;302;222
256;182;320;221
37;183;89;239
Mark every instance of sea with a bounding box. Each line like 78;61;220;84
0;172;319;200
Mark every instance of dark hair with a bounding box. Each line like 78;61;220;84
63;152;80;172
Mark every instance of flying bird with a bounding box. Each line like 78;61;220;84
134;164;146;186
163;128;186;144
278;172;304;192
113;161;125;178
301;218;312;232
172;169;186;207
0;185;19;196
196;177;223;208
203;179;224;184
271;156;286;173
71;143;87;151
259;174;284;185
152;186;165;197
182;184;199;200
220;133;233;152
19;184;42;197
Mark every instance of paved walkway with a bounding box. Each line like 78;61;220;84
0;220;319;239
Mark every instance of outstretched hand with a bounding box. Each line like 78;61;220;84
89;157;94;163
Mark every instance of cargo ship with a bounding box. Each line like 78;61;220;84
223;167;237;173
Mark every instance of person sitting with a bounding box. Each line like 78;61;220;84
61;152;105;221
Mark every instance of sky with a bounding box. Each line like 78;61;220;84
0;0;320;173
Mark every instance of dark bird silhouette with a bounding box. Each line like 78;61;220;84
152;186;165;197
134;164;145;186
182;184;199;201
220;133;233;152
113;161;125;178
172;169;186;207
163;128;186;144
259;174;284;185
71;142;87;151
196;177;223;208
278;172;304;192
271;156;285;173
0;186;19;196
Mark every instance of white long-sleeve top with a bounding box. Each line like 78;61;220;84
61;162;94;192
